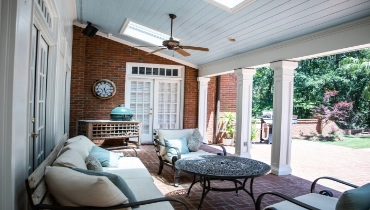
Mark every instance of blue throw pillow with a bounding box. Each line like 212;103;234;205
164;136;189;157
72;168;139;208
89;146;120;167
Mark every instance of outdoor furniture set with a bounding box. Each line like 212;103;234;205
26;134;188;210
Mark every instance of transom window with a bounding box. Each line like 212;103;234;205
204;0;255;13
131;66;179;77
120;20;179;46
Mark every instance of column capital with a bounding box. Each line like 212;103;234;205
197;77;210;83
234;68;256;77
270;60;298;71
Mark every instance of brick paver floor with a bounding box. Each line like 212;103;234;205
130;140;370;210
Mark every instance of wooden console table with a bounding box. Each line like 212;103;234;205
77;120;142;148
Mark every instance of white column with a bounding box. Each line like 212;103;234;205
270;60;298;175
198;77;210;143
234;68;256;158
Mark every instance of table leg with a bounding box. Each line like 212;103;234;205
242;178;256;204
233;180;239;195
198;176;211;210
187;174;198;196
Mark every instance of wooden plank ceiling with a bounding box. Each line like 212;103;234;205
75;0;370;66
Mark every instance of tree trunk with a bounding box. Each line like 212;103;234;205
316;119;323;134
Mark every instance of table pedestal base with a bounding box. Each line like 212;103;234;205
186;175;256;210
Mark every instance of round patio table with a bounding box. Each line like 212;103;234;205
175;155;271;210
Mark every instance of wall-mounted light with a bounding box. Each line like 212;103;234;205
82;22;98;38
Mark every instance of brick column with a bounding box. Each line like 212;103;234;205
270;60;298;175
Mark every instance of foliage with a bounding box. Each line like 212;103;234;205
250;119;259;141
252;48;370;129
218;112;236;137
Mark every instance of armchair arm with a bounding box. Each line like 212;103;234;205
38;197;188;210
105;146;138;157
218;145;227;156
255;192;320;210
153;138;181;160
311;176;358;193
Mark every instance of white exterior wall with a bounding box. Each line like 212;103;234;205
0;0;75;209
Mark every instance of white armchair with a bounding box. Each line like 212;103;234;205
153;129;226;187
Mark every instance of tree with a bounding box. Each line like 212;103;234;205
312;90;353;134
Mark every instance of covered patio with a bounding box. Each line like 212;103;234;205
1;0;370;209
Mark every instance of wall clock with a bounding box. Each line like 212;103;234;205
92;79;117;99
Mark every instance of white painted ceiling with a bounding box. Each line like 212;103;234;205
75;0;370;67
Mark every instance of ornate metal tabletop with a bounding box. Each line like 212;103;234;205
175;155;271;209
175;155;271;178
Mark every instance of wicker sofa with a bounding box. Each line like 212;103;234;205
26;134;188;210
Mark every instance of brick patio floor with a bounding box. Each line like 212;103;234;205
128;140;370;210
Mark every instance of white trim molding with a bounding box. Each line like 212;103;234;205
197;77;210;143
270;60;298;175
199;16;370;77
233;68;256;158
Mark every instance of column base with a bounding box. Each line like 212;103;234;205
233;152;251;159
271;165;292;175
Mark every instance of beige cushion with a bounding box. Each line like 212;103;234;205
158;129;194;156
52;149;87;169
125;178;174;210
45;166;128;207
60;135;95;159
102;157;152;180
163;149;215;163
265;193;338;210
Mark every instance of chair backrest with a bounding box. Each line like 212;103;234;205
157;129;194;156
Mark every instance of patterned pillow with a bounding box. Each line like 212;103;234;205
187;128;203;152
85;154;103;171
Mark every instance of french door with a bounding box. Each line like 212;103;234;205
28;25;49;174
126;79;181;143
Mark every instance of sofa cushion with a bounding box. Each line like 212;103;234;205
90;146;120;167
125;178;174;210
164;136;189;157
60;135;96;160
164;149;215;163
85;154;103;171
265;193;338;210
72;168;138;207
52;149;87;169
336;183;370;210
44;166;128;207
187;128;203;152
103;157;152;180
158;129;194;156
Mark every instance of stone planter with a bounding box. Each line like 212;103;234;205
222;138;234;146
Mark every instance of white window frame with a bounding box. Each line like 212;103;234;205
204;0;255;13
125;62;185;129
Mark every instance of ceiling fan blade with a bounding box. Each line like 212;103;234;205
146;48;165;55
136;46;163;47
175;48;191;57
180;46;209;51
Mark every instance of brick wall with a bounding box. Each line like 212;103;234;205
220;73;237;112
70;26;198;137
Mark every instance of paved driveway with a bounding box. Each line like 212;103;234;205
217;139;370;192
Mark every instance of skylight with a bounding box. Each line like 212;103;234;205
204;0;255;13
120;19;178;46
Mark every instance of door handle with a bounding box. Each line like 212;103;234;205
32;132;39;137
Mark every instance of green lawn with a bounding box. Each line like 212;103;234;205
317;135;370;149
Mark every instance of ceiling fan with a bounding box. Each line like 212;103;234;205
137;14;209;57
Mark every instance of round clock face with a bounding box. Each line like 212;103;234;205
92;79;116;99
